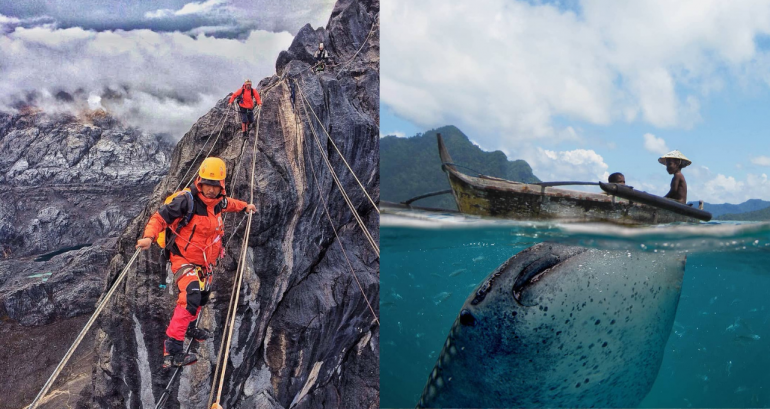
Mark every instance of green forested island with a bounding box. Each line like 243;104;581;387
381;125;540;210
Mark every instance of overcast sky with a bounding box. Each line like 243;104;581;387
0;0;335;136
381;0;770;204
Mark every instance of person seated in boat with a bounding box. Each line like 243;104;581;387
659;150;691;204
608;172;625;185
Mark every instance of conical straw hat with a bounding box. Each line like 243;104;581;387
658;150;691;168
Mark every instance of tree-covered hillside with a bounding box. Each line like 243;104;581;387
381;125;540;210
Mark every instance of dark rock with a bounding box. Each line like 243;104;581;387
83;0;379;407
0;108;171;405
0;109;172;258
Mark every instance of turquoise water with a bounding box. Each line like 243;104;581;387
380;210;770;408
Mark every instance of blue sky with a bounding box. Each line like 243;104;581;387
381;0;770;204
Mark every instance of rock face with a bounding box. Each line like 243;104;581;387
0;109;172;258
84;0;379;408
0;110;172;404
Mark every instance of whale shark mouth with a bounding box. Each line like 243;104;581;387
471;243;588;307
511;246;588;305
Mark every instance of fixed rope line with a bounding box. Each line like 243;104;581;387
176;103;237;192
294;80;379;214
155;312;205;408
223;79;282;226
208;106;262;409
331;13;379;73
298;87;379;256
29;249;142;409
305;130;379;326
205;213;248;409
182;104;240;190
298;87;379;257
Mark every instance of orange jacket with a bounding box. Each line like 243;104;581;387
143;178;248;271
228;86;262;109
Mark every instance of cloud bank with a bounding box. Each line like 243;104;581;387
0;0;335;37
382;0;770;147
0;25;293;137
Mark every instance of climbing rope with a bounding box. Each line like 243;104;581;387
331;13;379;74
305;13;379;75
176;103;238;193
30;79;279;409
296;81;379;256
28;249;142;409
179;104;240;191
304;120;379;325
207;105;262;409
294;79;379;214
155;311;205;408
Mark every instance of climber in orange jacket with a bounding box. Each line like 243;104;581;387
228;79;262;137
136;157;256;368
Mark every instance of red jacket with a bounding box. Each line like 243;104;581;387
228;86;262;109
144;178;248;272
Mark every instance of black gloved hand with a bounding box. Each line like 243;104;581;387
200;290;211;306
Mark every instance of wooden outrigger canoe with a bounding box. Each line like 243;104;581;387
436;134;712;225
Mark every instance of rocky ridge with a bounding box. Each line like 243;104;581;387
0;108;172;404
83;0;379;408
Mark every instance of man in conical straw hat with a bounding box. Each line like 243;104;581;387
659;150;691;204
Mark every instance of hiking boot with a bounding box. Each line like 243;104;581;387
186;327;211;341
163;352;198;368
243;130;248;137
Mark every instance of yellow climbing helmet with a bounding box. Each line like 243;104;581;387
199;157;226;182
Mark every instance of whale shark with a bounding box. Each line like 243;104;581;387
417;242;685;408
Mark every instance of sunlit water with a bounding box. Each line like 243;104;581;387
380;208;770;408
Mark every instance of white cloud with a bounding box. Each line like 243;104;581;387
380;131;406;138
523;147;609;184
699;174;746;203
145;0;227;19
0;13;20;25
750;156;770;166
643;133;669;154
382;0;770;149
0;26;293;137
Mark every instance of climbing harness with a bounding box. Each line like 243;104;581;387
28;249;142;409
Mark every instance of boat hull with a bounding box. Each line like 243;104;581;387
447;170;692;225
437;133;702;225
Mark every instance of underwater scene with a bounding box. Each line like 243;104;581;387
380;209;770;408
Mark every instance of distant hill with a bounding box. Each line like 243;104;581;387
381;125;540;210
716;204;770;221
688;199;770;218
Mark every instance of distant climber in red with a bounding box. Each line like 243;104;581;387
229;79;262;137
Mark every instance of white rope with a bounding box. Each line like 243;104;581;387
296;81;379;256
332;13;379;73
28;249;141;409
295;79;379;214
305;124;379;325
209;106;262;408
175;103;237;193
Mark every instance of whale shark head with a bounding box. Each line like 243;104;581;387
419;242;685;409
